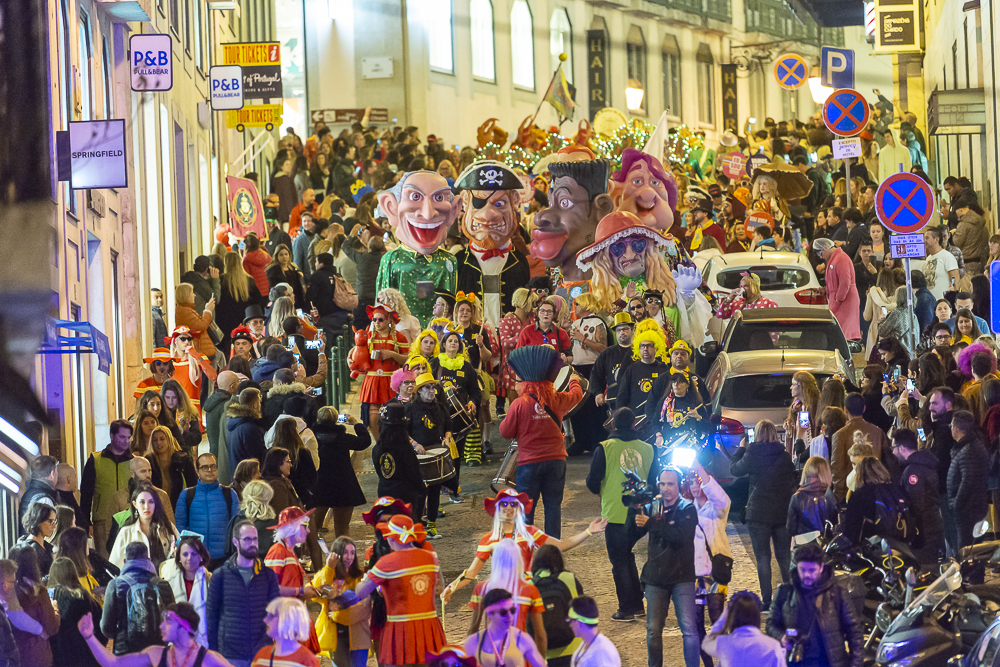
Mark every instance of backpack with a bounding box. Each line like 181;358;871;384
531;571;580;651
871;484;914;541
185;484;235;517
333;273;359;310
123;573;170;648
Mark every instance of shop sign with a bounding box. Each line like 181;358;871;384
221;42;282;99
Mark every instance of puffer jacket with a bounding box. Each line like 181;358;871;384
174;481;241;559
174;303;216;359
242;249;272;299
948;433;990;522
100;559;176;655
900;449;944;543
952;209;989;271
767;567;864;667
786;484;839;537
730;440;798;525
206;555;280;662
226;403;267;470
251;357;285;384
261;382;318;430
16;478;58;537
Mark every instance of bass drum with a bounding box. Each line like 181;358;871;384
443;381;476;438
491;442;519;493
418;447;456;485
554;366;589;416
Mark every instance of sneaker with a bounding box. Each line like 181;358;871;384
611;610;635;622
483;441;494;456
436;510;447;518
449;493;464;504
633;609;646;618
426;523;443;539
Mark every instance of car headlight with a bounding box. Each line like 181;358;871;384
877;640;906;664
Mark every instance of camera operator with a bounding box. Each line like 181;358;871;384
585;407;654;622
635;466;700;667
766;542;863;667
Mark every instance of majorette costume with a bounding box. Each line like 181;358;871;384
364;515;446;665
166;325;217;419
135;348;172;398
263;506;321;653
475;489;550;572
358;305;410;405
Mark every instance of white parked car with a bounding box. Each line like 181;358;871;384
701;250;826;314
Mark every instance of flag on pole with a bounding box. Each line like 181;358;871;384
543;65;577;121
226;175;268;241
642;111;671;165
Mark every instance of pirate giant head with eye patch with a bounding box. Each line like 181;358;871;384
453;161;531;327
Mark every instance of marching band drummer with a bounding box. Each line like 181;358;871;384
430;329;482;502
404;373;455;540
442;488;606;603
648;371;710;449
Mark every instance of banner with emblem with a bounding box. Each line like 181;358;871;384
226;176;268;241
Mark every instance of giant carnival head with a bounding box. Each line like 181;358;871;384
376;171;463;254
454;161;523;250
531;157;614;281
609;148;679;233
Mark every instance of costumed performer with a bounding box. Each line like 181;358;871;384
375;171;462;327
354;304;410;435
372;404;427;524
430;328;480;497
453;161;532;329
404;373;456;540
452;292;497;465
441;488;606;603
167;325;218;420
263;506;324;653
615;325;670;440
750;170;790;226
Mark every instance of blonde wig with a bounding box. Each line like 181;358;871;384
751;174;778;202
377;287;412;319
483;539;525;627
489;500;536;552
589;249;677;313
573;292;604;317
414;329;440;358
265;598;311;642
631;327;668;363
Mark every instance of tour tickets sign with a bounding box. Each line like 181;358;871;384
225;104;283;131
221;42;282;99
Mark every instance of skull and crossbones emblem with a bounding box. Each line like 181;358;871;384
479;168;503;187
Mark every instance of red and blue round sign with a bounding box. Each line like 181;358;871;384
773;54;808;90
822;89;871;137
875;172;935;234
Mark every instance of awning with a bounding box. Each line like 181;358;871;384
38;318;113;375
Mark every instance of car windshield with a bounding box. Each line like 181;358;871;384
717;266;811;291
727;321;848;358
718;373;832;410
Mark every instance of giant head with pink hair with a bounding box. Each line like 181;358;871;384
957;341;998;378
609;149;678;233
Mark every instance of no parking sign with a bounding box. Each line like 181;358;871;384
876;172;935;234
822;89;871;137
773;53;808;90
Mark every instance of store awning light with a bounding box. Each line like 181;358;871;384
808;68;834;105
626;79;645;112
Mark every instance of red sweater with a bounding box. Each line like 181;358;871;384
499;378;582;465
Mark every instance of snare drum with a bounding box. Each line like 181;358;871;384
491;442;519;493
443;382;476;438
417;447;456;485
554;366;589;416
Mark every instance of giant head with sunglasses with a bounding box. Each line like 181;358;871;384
609;148;679;233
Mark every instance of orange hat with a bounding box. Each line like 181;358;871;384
426;646;477;667
367;304;400;324
267;506;315;530
376;515;426;544
362;497;413;526
484;488;533;517
143;348;173;364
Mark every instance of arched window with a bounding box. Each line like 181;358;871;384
626;26;646;113
697;44;715;124
510;0;534;89
427;0;454;73
470;0;495;81
662;35;681;117
549;7;572;84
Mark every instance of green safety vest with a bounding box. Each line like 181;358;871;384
600;438;655;525
92;450;132;523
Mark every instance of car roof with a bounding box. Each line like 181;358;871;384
736;307;838;322
707;251;810;269
721;349;848;377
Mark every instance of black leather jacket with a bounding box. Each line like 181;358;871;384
787;486;839;538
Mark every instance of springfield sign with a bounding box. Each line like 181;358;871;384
221;42;282;99
68;120;127;189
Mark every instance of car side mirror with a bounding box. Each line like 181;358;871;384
974;519;991;538
847;340;864;354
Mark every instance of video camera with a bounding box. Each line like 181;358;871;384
621;467;660;515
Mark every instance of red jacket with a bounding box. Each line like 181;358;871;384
242;249;272;298
499;378;582;465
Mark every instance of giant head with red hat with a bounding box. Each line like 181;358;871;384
230;325;254;360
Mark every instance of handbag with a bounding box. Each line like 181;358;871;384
207;320;224;346
703;532;733;585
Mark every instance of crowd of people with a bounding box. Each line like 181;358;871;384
5;101;999;667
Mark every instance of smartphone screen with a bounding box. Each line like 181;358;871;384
918;428;926;440
906;378;914;392
337;414;348;423
798;411;810;429
883;374;890;383
892;366;901;381
317;538;330;556
746;427;755;443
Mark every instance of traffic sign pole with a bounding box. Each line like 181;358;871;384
845;158;851;209
904;257;916;354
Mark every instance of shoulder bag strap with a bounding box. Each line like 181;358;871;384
528;394;563;434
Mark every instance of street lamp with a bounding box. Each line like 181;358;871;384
808;67;834;105
626;78;645;111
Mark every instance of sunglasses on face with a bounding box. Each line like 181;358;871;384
609;237;647;258
178;336;193;342
645;297;662;305
372;317;386;323
498;500;519;508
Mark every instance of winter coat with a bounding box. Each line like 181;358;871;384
952;209;989;270
203;389;232;461
693;476;733;578
174;303;217;359
100;559;176;655
261;382;318;430
730;440;797;525
863;286;895;359
265;264;305;310
51;586;104;666
787;485;839;537
205;556;281;662
265;416;319;467
16;478;58;537
242;249;272;299
767;567;864;667
312;421;371;507
825;248;861;340
251;357;286;384
215;281;264;354
263;475;302;516
108;520;179;571
879;308;916;357
286;447;318;508
831;417;891;501
635;498;699;587
225;403;267;471
948;433;990;523
900;449;944;543
878;129;912;182
174;481;241;559
145;451;197;509
161;561;210;647
179;270;222;313
12;584;60;667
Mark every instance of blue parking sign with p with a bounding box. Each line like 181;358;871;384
821;47;855;89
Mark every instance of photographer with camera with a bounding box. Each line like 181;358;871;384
635;466;700;667
766;542;863;667
585;407;654;622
